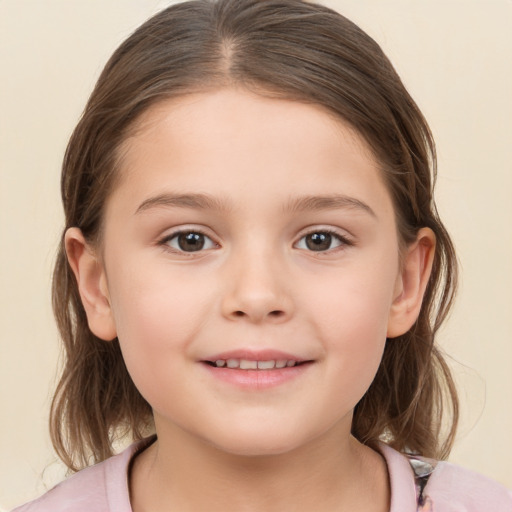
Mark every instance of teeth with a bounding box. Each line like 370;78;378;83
213;359;300;370
240;359;258;370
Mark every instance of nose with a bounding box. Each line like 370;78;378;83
220;248;293;324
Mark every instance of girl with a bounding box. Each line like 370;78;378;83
12;0;511;510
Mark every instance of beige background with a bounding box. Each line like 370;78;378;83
1;0;511;508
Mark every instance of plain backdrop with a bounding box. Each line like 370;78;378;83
1;0;511;509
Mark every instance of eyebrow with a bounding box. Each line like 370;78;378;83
135;192;376;217
285;194;376;217
135;193;231;214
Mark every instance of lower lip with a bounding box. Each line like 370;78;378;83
201;362;313;390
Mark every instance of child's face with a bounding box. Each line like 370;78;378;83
82;89;413;455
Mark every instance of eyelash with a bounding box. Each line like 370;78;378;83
158;228;218;255
295;229;353;253
158;228;353;255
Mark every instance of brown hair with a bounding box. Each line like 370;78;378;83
51;0;458;471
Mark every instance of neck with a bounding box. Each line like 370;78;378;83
130;422;390;512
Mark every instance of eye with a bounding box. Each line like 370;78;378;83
295;230;350;252
162;230;217;253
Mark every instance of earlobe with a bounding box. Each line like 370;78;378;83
387;228;436;338
65;227;117;341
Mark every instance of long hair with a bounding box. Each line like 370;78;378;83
51;0;458;471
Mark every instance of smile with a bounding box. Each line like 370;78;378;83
201;358;313;390
201;350;313;388
206;359;304;370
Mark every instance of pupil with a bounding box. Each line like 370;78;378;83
178;232;205;252
306;233;331;251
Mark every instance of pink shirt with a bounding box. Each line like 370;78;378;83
12;438;512;511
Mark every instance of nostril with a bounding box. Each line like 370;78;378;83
232;310;284;318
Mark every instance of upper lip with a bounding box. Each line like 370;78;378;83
202;349;310;363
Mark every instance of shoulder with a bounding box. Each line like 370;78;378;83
378;442;512;512
10;462;112;512
427;461;512;512
10;437;154;512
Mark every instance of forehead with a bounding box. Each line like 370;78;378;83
109;88;393;219
125;88;377;160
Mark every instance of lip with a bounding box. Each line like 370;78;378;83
200;349;314;390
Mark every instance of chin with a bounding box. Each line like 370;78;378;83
203;422;315;458
213;438;301;458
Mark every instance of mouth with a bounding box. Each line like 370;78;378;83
200;351;314;389
203;358;311;370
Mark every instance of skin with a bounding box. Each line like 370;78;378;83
66;88;435;511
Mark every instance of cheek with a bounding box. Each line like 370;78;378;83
105;261;210;388
304;258;397;341
108;250;209;331
320;291;388;380
301;257;397;396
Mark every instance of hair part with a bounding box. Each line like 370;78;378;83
51;0;458;471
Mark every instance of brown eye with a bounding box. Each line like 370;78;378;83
178;232;205;251
164;231;216;252
296;231;347;252
305;232;332;251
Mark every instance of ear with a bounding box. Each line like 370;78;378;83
65;227;117;341
387;227;436;338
